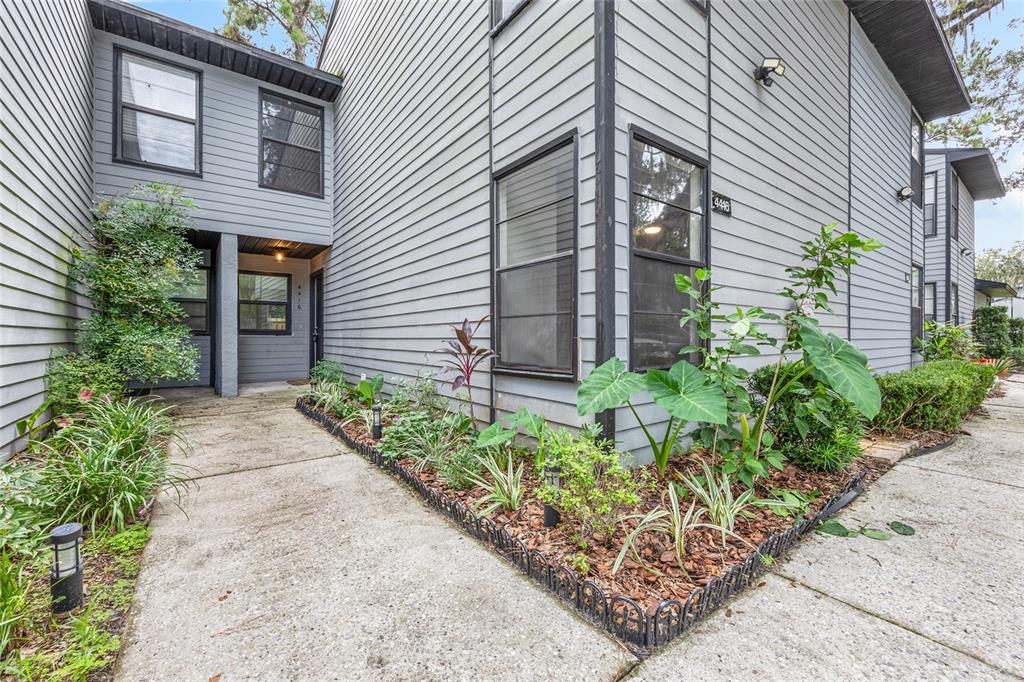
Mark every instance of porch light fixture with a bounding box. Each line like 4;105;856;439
542;464;561;528
273;249;287;262
754;57;785;87
896;186;914;202
50;523;84;614
372;403;382;440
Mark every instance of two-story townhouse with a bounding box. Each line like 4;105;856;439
1;0;342;456
1;0;980;461
316;0;973;456
921;148;1007;326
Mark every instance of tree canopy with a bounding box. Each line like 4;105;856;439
218;0;329;66
930;0;1023;190
975;240;1024;289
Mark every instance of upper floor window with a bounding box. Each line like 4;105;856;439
910;118;923;207
170;250;212;334
239;272;291;334
629;132;706;371
950;172;960;241
491;0;528;29
259;91;324;197
950;282;960;326
924;172;937;237
116;49;200;174
493;135;576;376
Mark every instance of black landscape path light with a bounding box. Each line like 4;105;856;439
50;522;84;614
543;464;561;527
372;403;382;440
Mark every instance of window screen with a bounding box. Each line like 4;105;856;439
924;172;937;237
260;91;323;197
117;51;199;173
629;135;705;370
239;272;290;334
494;140;575;374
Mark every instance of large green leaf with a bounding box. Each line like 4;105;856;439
577;357;645;416
645;360;728;425
476;422;517;449
799;319;881;419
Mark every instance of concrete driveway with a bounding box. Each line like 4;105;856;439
116;379;1024;680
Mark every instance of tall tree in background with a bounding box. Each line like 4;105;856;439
976;240;1024;288
219;0;329;66
930;0;1023;190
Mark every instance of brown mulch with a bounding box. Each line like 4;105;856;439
309;400;890;614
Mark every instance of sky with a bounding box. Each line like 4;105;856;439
133;0;1022;252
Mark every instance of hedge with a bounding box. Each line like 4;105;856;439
1010;317;1024;350
871;360;997;434
973;306;1011;358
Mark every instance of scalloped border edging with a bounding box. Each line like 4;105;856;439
296;398;866;655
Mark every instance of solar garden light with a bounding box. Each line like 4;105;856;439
50;522;84;614
372;403;382;440
543;464;561;528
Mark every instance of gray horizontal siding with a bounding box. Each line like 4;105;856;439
1;0;93;457
491;0;595;427
849;18;914;374
956;178;976;325
318;0;491;415
92;31;333;246
924;154;948;321
237;254;309;383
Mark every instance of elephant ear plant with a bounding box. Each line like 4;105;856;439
436;316;496;427
577;224;883;485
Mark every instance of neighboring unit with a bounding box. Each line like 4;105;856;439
922;148;1006;327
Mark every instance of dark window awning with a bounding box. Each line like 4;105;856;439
88;0;343;102
846;0;970;121
928;148;1007;200
975;278;1018;299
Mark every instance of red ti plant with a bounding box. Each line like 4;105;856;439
436;315;496;427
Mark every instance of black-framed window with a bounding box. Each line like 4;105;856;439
239;271;291;334
491;0;529;30
924;282;936;323
629;132;706;371
950;172;960;241
493;135;576;376
911;264;923;344
115;48;200;174
259;90;324;197
170;250;211;334
924;171;937;237
950;282;960;326
910;117;923;208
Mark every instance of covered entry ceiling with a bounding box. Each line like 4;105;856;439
237;236;329;260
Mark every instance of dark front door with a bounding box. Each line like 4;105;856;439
309;270;324;368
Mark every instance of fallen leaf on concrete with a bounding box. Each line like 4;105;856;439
209;674;222;682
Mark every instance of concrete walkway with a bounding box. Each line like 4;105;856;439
629;376;1024;681
116;379;1024;680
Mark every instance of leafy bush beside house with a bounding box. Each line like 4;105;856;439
1009;317;1024;350
871;361;996;434
973;306;1011;358
918;320;978;361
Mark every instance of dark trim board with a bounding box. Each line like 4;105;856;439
594;0;616;439
90;0;343;101
112;44;204;177
490;0;532;37
491;129;579;380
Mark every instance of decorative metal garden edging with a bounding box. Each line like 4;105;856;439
296;398;867;654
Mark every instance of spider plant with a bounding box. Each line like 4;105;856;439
613;485;707;577
678;460;754;547
469;452;525;516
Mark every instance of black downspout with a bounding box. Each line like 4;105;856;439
487;3;497;425
846;8;852;341
945;162;952;323
594;0;616;439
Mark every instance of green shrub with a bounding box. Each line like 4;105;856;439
973;306;1011;358
918;320;978;361
39;399;191;533
0;551;33;659
749;363;864;472
540;432;639;542
0;465;50;558
309;359;345;386
47;353;126;416
872;360;996;434
1009;317;1024;349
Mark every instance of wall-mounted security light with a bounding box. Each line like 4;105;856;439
754;57;786;87
960;247;973;257
896;186;914;202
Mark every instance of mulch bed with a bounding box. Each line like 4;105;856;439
310;399;889;615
